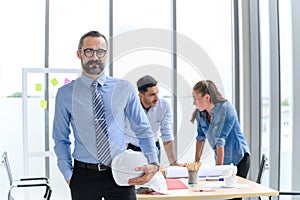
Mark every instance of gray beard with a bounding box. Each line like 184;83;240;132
81;60;105;75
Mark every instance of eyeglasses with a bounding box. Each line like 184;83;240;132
80;48;107;58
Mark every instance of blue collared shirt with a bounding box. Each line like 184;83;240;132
52;73;158;181
195;101;250;165
125;98;174;146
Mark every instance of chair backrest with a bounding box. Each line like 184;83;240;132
255;154;300;197
256;154;268;184
1;151;13;186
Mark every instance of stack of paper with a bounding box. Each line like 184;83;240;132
165;164;237;178
165;166;188;178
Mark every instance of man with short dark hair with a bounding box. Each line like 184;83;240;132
126;75;182;166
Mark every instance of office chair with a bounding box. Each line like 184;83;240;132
256;154;271;200
256;154;268;185
257;154;300;199
1;151;52;200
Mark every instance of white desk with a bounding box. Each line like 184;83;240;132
137;177;279;200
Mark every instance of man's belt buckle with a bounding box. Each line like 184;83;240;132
98;164;107;171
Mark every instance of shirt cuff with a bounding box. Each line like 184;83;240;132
161;134;174;142
144;151;159;164
63;169;73;181
215;137;226;147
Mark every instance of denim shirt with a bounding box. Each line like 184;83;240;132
195;101;250;165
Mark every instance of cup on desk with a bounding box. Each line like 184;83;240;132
222;168;237;186
222;168;234;177
224;175;237;186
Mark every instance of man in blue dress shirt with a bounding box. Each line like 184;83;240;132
52;31;159;200
126;75;182;167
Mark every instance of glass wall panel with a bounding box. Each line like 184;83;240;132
279;0;293;194
112;0;172;83
0;0;45;97
291;0;300;194
113;0;171;35
177;0;233;164
49;0;109;69
113;0;172;164
258;0;271;186
0;0;45;198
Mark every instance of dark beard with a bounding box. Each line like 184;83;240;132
82;60;105;75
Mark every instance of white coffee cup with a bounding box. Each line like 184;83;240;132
224;175;237;186
222;169;233;177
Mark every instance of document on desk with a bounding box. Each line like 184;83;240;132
166;179;188;190
165;165;237;178
199;181;248;189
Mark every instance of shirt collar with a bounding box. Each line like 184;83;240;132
211;101;225;115
142;99;159;113
80;73;107;87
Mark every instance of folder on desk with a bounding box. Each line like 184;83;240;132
165;165;237;178
166;179;188;190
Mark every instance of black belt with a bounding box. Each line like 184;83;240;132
127;141;160;152
74;160;110;171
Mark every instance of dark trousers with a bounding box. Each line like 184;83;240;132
70;161;136;200
236;153;250;178
232;153;251;200
127;141;161;162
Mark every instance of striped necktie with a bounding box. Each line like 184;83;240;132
91;80;111;166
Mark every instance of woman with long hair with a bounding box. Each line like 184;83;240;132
191;80;250;181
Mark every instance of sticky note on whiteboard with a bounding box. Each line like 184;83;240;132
51;78;59;86
35;84;42;91
64;78;71;84
40;100;47;109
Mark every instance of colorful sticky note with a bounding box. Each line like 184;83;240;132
40;100;47;109
64;78;71;84
51;78;59;86
35;84;42;91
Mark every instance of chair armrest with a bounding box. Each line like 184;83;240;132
20;177;49;181
16;183;50;187
19;177;49;184
10;183;52;200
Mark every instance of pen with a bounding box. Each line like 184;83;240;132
193;188;216;192
199;177;224;181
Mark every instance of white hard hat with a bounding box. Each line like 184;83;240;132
141;171;168;194
111;150;168;194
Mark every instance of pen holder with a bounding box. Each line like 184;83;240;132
188;170;199;184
